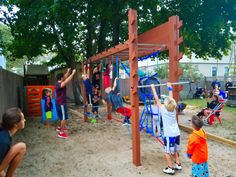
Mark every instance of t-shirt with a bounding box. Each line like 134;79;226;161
0;128;11;163
211;80;221;89
43;96;53;112
225;82;233;91
108;90;123;110
92;68;100;85
83;78;92;95
55;82;67;105
92;92;100;105
207;101;219;110
103;68;110;89
160;106;180;137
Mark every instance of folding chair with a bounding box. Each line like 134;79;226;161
207;98;224;125
197;98;224;125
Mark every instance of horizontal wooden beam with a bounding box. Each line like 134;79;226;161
88;42;129;62
87;19;172;63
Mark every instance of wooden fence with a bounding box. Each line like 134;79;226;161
0;69;24;117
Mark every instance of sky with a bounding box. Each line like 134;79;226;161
0;55;6;68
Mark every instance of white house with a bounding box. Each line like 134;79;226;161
135;50;235;78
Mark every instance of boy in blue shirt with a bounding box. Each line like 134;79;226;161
0;107;26;177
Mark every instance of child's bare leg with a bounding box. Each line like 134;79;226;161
0;143;26;177
60;120;66;132
174;152;181;164
0;170;6;177
45;120;50;128
165;153;173;168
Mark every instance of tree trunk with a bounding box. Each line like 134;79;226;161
86;1;93;58
98;18;107;52
67;56;83;105
112;19;120;46
111;0;121;46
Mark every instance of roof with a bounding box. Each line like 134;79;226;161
25;65;49;75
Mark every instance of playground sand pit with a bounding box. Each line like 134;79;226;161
12;107;236;177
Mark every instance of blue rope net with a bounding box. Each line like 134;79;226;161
138;74;162;138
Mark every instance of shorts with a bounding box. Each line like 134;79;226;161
56;104;68;120
92;106;99;113
163;135;180;154
116;107;132;117
46;111;52;120
86;94;92;104
192;162;209;177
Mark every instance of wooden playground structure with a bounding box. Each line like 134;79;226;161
82;9;183;166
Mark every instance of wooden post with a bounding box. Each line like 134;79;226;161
128;9;141;166
81;62;89;122
168;16;183;122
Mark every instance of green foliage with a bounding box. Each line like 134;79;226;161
0;24;28;71
1;0;236;67
183;98;236;117
155;63;204;81
229;65;236;75
154;65;169;79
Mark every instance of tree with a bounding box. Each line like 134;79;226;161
0;24;29;71
137;0;236;59
2;0;87;104
155;63;204;82
1;0;236;104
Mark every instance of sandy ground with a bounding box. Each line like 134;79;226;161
12;106;236;177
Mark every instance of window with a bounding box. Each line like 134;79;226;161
224;67;229;76
212;66;217;77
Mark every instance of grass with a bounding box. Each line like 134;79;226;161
183;99;236;137
183;99;236;115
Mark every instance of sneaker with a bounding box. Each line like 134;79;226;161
56;127;68;132
86;112;93;117
123;116;131;124
58;132;69;139
174;163;182;170
55;127;61;132
163;167;175;175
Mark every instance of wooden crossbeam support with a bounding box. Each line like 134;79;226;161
81;61;89;122
128;9;141;167
88;43;129;62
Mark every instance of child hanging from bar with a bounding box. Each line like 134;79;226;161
151;83;182;175
92;63;101;88
105;77;131;124
82;63;93;115
92;84;101;118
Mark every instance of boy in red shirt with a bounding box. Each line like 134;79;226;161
187;115;209;177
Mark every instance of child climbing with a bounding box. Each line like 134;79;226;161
42;88;53;128
91;84;101;118
82;64;93;104
92;63;101;88
151;83;182;175
187;115;209;177
105;77;131;124
0;107;26;177
103;62;111;90
82;64;93;116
